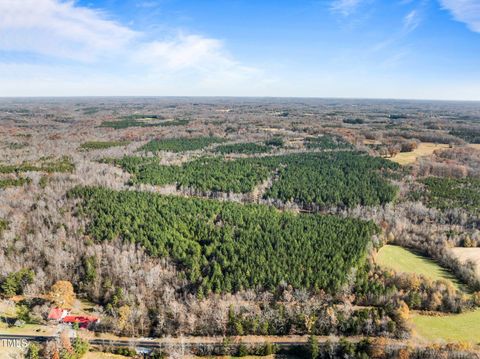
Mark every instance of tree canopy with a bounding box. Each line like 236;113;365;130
69;187;378;295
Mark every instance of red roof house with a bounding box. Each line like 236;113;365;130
62;315;99;328
47;308;69;321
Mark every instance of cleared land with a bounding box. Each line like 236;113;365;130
390;142;449;165
412;309;480;343
376;245;462;290
451;247;480;277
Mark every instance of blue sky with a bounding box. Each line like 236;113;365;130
1;0;480;99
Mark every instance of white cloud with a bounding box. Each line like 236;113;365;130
135;34;229;71
403;9;421;32
0;0;137;62
440;0;480;33
331;0;364;16
0;0;263;95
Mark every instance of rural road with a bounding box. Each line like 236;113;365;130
0;333;307;350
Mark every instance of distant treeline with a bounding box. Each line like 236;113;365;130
140;137;224;153
100;116;189;129
79;141;131;150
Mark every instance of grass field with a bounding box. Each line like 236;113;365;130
390;142;449;165
412;309;480;343
451;247;480;277
376;245;462;290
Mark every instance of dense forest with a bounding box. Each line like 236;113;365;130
79;141;131;150
263;152;399;209
110;156;273;193
69;186;378;296
109;151;399;208
100;117;189;129
418;177;480;215
213;142;273;154
140;137;225;153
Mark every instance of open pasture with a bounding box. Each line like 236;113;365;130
376;245;462;291
390;142;449;165
412;309;480;343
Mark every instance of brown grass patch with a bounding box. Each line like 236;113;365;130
450;247;480;277
390;142;449;165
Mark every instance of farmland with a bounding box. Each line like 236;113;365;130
376;245;463;291
412;309;480;343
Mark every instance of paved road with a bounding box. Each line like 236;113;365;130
0;334;306;350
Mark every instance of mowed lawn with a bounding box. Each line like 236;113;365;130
376;245;463;291
412;310;480;343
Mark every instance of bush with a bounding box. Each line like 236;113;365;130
26;343;41;359
237;342;248;357
264;137;284;147
308;335;319;359
0;219;7;236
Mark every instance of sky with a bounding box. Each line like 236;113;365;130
1;0;480;100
